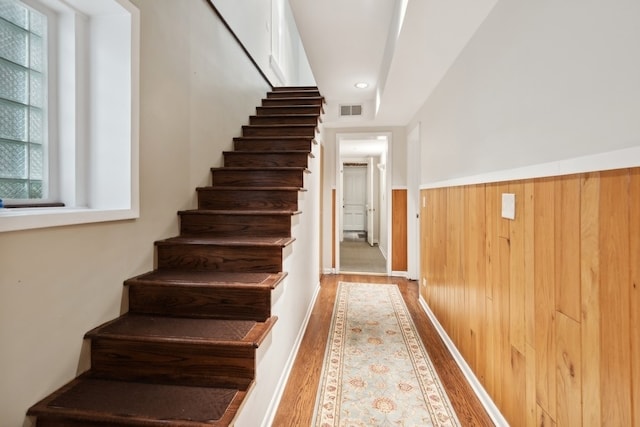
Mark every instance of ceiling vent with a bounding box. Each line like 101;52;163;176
340;104;363;117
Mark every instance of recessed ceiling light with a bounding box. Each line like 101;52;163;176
354;82;369;89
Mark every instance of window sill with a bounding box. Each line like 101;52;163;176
0;206;139;233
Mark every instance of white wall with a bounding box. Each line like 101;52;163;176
0;0;295;425
210;0;315;86
238;131;321;427
410;0;640;184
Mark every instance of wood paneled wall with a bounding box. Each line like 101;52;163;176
392;189;408;271
420;168;639;426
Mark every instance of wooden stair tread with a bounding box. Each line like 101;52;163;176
179;209;301;216
262;96;324;102
211;166;309;172
242;124;318;137
156;235;295;247
233;135;315;140
223;150;311;155
126;270;287;289
272;85;319;91
86;313;277;346
256;105;323;112
243;124;317;128
270;86;320;96
198;185;307;191
249;113;320;119
28;376;246;425
233;136;318;145
261;97;324;107
222;151;313;166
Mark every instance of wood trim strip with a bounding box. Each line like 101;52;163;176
392;189;407;271
331;189;336;269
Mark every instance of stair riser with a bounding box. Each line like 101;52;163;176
266;91;321;98
180;213;292;237
242;125;316;137
272;86;319;91
156;244;283;273
28;419;118;427
128;285;271;321
211;170;304;188
234;138;313;152
249;115;318;126
197;189;299;211
256;106;322;116
262;97;323;107
224;152;308;168
91;340;255;388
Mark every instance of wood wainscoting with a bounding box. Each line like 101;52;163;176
392;189;408;272
420;167;639;426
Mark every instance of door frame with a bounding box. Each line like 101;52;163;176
335;132;392;274
407;123;421;280
366;157;375;246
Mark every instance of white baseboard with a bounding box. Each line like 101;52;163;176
418;296;509;427
391;270;410;278
260;280;322;427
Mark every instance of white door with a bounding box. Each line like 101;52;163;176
343;166;366;231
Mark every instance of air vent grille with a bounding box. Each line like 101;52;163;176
340;104;363;117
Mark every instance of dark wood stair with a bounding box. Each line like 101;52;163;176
241;123;317;137
86;314;277;388
256;105;322;116
197;186;304;211
179;209;300;237
211;166;308;187
223;150;311;168
233;136;315;152
126;271;286;321
27;375;248;427
249;114;321;125
28;86;323;426
155;236;294;273
261;96;324;107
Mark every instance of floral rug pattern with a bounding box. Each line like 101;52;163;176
313;282;460;427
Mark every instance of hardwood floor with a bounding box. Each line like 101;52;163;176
272;274;494;426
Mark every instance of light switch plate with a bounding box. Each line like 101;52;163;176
502;193;516;220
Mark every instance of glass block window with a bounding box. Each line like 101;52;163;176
0;0;46;200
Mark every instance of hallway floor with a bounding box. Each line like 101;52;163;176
339;233;387;274
272;274;493;426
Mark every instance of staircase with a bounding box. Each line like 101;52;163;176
28;87;323;426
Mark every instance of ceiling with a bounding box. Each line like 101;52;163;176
340;136;388;158
288;0;499;129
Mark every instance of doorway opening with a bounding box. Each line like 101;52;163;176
335;132;391;275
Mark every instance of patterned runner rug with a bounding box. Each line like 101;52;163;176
313;282;460;426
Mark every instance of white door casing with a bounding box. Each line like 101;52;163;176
407;123;420;280
366;157;375;246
